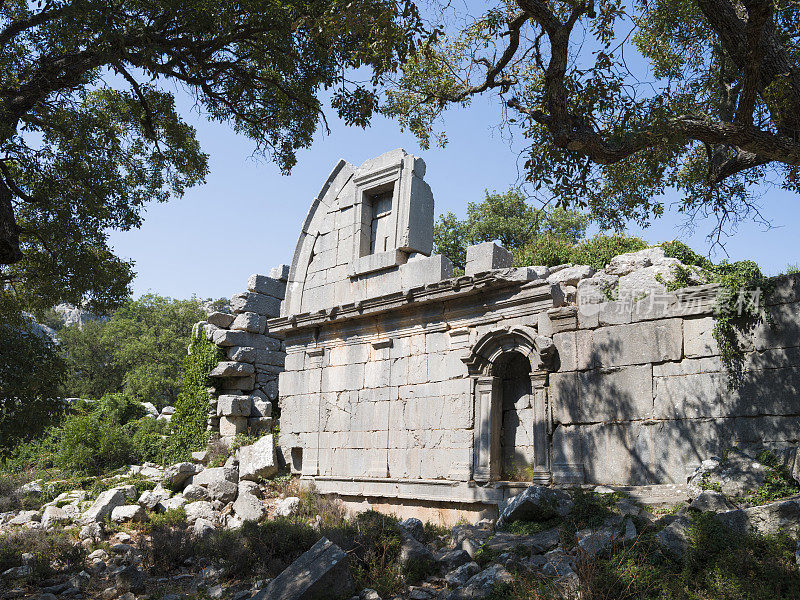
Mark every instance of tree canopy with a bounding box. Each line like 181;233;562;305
0;0;425;315
434;189;589;270
58;294;207;407
386;0;800;240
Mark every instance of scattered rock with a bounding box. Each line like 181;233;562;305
183;483;210;501
114;565;145;593
233;487;265;523
193;518;216;538
398;517;426;543
206;479;238;503
655;516;692;558
399;535;435;570
82;489;128;524
9;510;40;525
449;564;513;600
237;435;278;481
275;496;301;518
715;497;800;536
497;485;573;527
110;505;147;523
41;505;70;528
185;501;217;524
444;561;480;587
687;451;769;497
159;494;188;512
192;466;238;487
438;549;471;572
252;538;354;600
689;490;737;513
484;528;561;554
164;462;203;490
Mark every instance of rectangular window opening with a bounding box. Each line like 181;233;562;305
367;186;394;255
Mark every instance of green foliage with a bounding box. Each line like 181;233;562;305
749;451;800;506
385;2;800;237
59;294;207;406
0;0;427;315
168;336;224;460
661;241;714;271
433;189;589;271
711;260;772;387
570;234;649;271
52;393;166;474
513;234;575;268
0;529;84;582
0;313;65;452
147;507;188;531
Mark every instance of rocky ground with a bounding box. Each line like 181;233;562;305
2;446;800;600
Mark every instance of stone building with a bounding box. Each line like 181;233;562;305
199;148;800;523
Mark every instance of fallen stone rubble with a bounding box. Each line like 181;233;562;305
2;448;800;600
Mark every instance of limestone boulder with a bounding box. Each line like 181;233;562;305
110;505;147;523
252;538;354;600
444;561;480;587
191;466;238;488
605;247;665;276
275;496;301;518
399;517;425;542
689;490;737;513
8;510;40;525
82;488;128;524
496;485;573;527
399;535;435;570
207;311;235;328
185;501;216;524
232;487;265;523
655;516;692;558
41;505;70;528
206;479;238;503
138;485;172;510
448;565;513;600
163;462;203;490
183;484;210;501
237;435;278;481
547;265;594;287
687;451;769;497
715;497;800;537
159;494;188;512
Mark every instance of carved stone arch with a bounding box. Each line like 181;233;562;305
464;325;553;484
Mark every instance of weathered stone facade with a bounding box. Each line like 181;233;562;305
202;149;800;522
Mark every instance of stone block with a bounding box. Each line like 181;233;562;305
551;365;653;424
217;395;253;417
212;329;282;350
551;425;584;484
227;346;286;366
400;254;453;288
248;274;286;299
81;488;127;524
553;332;577;372
269;264;290;281
230;312;266;334
230;292;282;317
322;363;365;392
238;434;278;480
248;416;273;434
754;301;800;351
547;265;595;287
605;247;665;276
465;242;512;276
219;416;248;437
350;249;407;277
252;538;354;600
207;312;235;328
581;421;654;485
581;319;683;368
684;316;717;358
651;419;730;483
209;361;255;378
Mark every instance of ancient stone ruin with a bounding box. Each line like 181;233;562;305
196;148;800;523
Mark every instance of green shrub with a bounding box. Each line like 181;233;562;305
749;450;800;506
0;529;84;581
661;240;714;270
95;393;147;425
54;412;133;475
168;336;223;460
514;234;575;267
570;233;649;271
127;417;170;464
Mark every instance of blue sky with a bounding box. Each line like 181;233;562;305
108;74;800;302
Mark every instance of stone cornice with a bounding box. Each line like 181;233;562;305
267;269;558;335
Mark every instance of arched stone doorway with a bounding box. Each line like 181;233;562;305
462;326;554;484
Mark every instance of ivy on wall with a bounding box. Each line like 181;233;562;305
661;242;772;388
168;335;224;459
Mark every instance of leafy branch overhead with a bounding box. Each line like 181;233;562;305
0;0;427;313
385;0;800;235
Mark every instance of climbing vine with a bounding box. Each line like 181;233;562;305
168;334;224;459
661;242;772;388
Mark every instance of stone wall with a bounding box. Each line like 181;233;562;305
193;266;288;440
